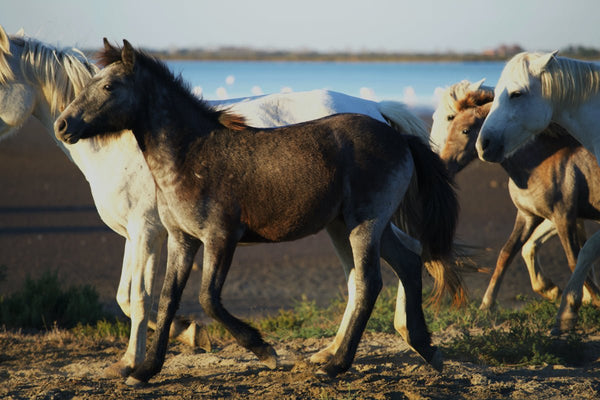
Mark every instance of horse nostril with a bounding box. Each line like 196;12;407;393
57;119;67;134
481;138;490;151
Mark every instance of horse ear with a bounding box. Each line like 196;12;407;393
103;37;113;52
121;40;135;73
531;51;558;74
469;78;486;92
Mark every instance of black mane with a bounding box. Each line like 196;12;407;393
97;42;247;131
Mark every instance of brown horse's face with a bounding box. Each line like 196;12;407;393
54;44;137;144
440;103;490;177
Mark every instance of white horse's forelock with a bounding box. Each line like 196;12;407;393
2;35;98;115
501;52;600;108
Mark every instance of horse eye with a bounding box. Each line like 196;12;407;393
509;91;522;99
103;84;113;92
447;115;455;121
462;128;471;135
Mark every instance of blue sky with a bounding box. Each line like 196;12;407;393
3;0;599;53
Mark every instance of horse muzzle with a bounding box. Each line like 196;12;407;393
54;117;81;144
476;133;505;163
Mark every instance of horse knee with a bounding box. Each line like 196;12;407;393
116;292;131;318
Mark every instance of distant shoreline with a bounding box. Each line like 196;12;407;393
84;47;600;63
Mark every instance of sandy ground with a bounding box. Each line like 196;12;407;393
1;117;599;399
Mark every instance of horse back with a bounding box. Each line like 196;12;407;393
170;114;413;243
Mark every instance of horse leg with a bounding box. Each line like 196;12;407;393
380;224;441;371
520;219;561;301
198;236;277;369
105;238;136;377
552;229;600;335
554;216;600;304
310;219;356;364
480;212;543;310
319;220;383;377
126;231;200;386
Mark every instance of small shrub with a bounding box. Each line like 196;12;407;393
0;270;106;330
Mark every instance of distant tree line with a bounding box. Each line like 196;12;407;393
85;44;600;62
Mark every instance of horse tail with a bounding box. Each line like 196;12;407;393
377;100;431;145
393;134;467;307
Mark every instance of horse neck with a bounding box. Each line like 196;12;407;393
500;133;579;187
16;40;99;164
551;93;600;160
131;81;218;172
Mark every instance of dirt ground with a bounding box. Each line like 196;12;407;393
1;117;599;399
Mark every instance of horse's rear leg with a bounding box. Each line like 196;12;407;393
554;216;600;304
553;229;600;335
198;237;277;369
126;232;200;386
380;224;441;371
319;221;382;377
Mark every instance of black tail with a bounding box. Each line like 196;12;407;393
393;135;466;306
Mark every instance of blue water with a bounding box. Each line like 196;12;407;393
167;60;505;106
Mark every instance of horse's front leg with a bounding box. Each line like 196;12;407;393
552;230;600;335
520;219;561;301
199;235;277;368
480;212;543;310
126;231;200;386
106;225;167;378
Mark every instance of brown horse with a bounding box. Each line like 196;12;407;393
441;90;600;309
54;40;459;385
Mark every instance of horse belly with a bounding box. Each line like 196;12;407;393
240;172;342;242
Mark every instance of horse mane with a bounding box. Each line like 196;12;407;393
437;80;494;118
0;34;97;116
503;52;600;107
98;43;248;131
454;90;494;112
0;31;15;84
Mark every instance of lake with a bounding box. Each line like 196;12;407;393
166;60;506;107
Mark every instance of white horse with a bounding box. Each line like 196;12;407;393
0;27;442;377
476;51;600;333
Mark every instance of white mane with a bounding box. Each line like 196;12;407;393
0;34;98;115
501;52;600;108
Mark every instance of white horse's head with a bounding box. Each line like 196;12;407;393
430;79;488;152
0;25;97;141
476;51;558;162
0;25;36;139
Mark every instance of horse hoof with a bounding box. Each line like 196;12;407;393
309;349;334;365
125;376;146;387
103;361;133;378
319;360;347;378
257;345;278;369
429;347;444;372
178;322;212;352
549;325;563;336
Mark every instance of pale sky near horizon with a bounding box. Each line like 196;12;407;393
3;0;599;53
